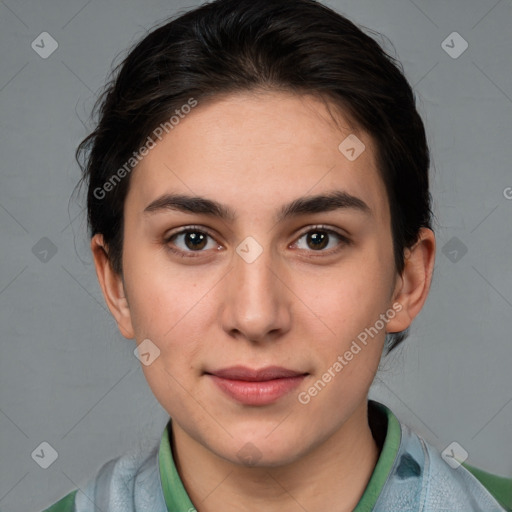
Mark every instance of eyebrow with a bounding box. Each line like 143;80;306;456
143;190;372;222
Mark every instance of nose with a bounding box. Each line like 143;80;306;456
220;239;292;344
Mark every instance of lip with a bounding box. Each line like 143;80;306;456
205;366;308;406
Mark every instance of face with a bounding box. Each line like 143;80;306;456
101;91;408;466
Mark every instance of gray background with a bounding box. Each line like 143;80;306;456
0;0;511;510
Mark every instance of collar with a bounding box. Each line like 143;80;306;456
158;399;402;511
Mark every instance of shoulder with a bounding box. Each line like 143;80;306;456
40;441;167;512
374;419;510;511
461;462;512;512
418;433;509;511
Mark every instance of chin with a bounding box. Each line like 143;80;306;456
213;429;313;469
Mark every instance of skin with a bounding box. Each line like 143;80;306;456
92;90;435;512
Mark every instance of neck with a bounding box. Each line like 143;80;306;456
171;400;380;512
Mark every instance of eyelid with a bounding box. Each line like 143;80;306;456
163;223;351;257
293;224;351;241
165;224;350;241
164;224;218;240
291;224;351;253
163;225;222;258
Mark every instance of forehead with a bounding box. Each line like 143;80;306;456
126;91;389;225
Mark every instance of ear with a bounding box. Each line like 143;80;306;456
386;227;436;333
91;234;135;339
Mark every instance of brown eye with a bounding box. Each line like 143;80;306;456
182;231;208;250
294;227;350;253
305;231;329;250
165;228;219;256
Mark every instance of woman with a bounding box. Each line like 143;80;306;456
43;0;511;510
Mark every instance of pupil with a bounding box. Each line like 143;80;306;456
308;232;328;250
186;232;206;250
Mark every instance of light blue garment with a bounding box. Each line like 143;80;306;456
373;421;506;511
54;403;508;511
74;447;169;511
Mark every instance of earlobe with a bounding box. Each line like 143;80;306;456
386;227;436;334
90;234;135;339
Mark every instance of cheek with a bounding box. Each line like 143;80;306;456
123;254;221;383
299;245;394;393
308;252;393;335
122;238;206;337
128;268;211;416
128;276;208;362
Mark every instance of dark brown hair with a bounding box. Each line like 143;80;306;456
76;0;434;354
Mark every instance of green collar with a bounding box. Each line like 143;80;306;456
158;400;402;511
158;423;195;511
353;400;402;511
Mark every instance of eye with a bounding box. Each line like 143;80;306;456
292;226;350;253
164;227;220;257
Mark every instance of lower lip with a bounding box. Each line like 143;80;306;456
208;375;306;406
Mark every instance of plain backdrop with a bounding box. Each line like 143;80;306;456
0;0;511;510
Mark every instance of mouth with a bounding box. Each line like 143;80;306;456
204;365;308;406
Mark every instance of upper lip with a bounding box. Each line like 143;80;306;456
206;365;307;381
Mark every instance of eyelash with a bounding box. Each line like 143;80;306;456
163;224;351;259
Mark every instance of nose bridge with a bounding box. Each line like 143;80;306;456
222;236;288;340
234;236;279;308
236;243;275;297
